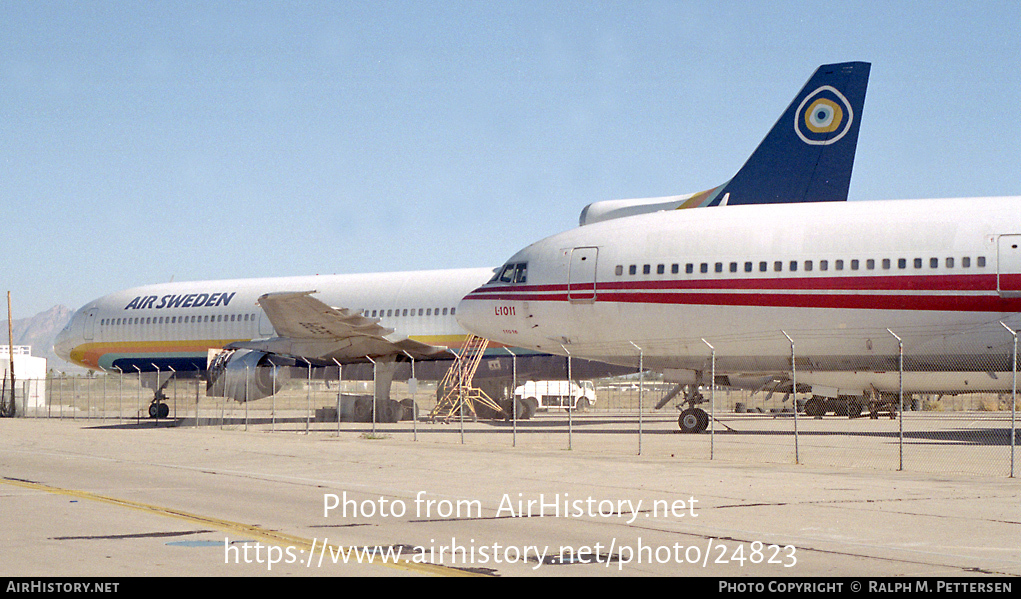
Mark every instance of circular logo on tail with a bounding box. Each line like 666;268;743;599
794;85;854;145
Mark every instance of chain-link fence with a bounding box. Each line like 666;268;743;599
12;328;1019;478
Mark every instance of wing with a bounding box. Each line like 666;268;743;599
226;290;453;363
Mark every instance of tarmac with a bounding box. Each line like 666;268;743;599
1;413;1019;578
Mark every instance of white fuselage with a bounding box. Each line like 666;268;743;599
55;268;494;373
457;197;1021;393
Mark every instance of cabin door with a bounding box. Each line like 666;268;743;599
568;247;598;302
997;235;1021;297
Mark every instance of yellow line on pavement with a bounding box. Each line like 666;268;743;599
2;477;480;577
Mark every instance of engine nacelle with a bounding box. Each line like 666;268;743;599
207;349;284;402
579;195;694;226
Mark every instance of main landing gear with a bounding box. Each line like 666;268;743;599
148;389;170;419
676;386;710;434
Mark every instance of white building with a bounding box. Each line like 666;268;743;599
1;346;47;410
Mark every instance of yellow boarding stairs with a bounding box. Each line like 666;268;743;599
429;334;506;422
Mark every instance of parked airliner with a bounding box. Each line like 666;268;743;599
54;62;870;420
457;197;1021;433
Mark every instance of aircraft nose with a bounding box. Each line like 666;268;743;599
53;311;79;363
455;292;495;340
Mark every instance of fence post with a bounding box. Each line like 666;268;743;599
561;345;573;451
401;352;416;442
271;362;278;432
781;331;799;464
245;364;250;432
702;339;716;460
333;358;343;438
168;365;176;423
365;355;378;437
133;366;142;424
1000;322;1017;478
887;329;904;471
630;342;643;456
299;358;312;434
504;348;518;448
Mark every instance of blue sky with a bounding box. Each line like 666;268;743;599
2;1;1019;319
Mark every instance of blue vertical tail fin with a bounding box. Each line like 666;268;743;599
705;61;870;207
577;62;871;225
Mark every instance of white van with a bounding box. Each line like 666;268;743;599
513;380;596;417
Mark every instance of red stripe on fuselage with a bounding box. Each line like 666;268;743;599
462;273;1021;312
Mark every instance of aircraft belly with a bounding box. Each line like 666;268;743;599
553;301;1016;374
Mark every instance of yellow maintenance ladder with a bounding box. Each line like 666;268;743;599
429;334;506;422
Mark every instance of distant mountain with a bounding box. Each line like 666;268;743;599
9;305;75;372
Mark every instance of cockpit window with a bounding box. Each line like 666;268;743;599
513;263;527;284
492;262;528;285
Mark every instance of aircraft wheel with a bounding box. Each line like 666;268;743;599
353;397;372;422
401;399;418;421
679;408;708;433
148;403;170;419
385;399;403;423
522;398;538;420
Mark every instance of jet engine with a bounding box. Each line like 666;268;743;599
207;349;285;402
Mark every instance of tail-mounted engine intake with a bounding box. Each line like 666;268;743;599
207;349;285;402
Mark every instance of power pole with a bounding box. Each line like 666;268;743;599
5;291;15;417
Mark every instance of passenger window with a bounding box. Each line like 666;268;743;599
851;260;859;270
898;258;906;269
759;261;767;272
451;308;456;315
978;257;986;267
426;309;432;316
615;265;623;276
789;260;797;272
774;261;782;272
657;264;665;275
643;264;651;275
963;257;971;268
442;308;448;316
820;260;828;271
729;262;737;273
930;258;938;269
805;260;813;272
835;259;843;270
672;264;679;274
629;265;637;275
715;262;723;273
686;264;694;274
744;262;753;273
700;263;708;274
882;259;890;270
946;257;954;268
866;259;875;270
914;258;922;269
